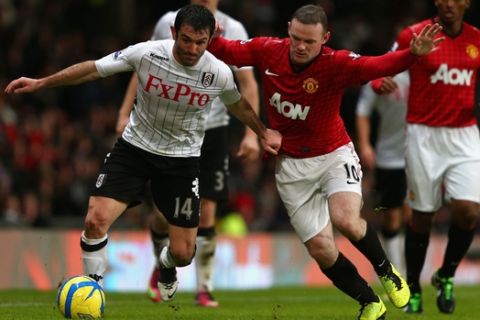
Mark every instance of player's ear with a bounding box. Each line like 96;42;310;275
170;26;177;39
321;31;330;44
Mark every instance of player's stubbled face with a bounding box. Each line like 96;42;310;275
435;0;470;24
288;19;328;68
173;24;211;66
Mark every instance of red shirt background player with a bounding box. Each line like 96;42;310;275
394;18;480;127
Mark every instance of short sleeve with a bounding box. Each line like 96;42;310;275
95;42;146;77
218;68;241;105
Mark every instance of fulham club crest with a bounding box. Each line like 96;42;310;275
96;174;106;188
201;72;215;87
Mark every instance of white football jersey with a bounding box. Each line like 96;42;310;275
152;9;250;130
95;40;241;157
356;71;410;169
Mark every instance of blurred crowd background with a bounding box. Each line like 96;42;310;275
1;0;479;232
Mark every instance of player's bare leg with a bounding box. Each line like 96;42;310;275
157;223;197;301
81;196;128;287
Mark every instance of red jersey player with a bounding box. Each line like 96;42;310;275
383;0;480;315
209;4;443;320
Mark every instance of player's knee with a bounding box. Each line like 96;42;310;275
169;246;195;267
451;200;480;229
84;208;110;236
172;253;194;267
335;218;363;239
305;234;336;265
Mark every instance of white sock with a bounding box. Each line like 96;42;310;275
159;246;176;268
81;231;108;286
152;237;169;268
383;233;405;275
195;235;216;292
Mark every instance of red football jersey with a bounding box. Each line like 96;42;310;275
209;37;417;158
395;18;480;127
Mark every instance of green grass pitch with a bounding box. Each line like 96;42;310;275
1;285;479;319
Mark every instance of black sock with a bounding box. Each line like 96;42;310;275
197;226;216;238
322;253;378;305
351;223;390;275
439;224;475;278
405;224;429;293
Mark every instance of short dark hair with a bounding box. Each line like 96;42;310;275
291;4;328;31
174;4;216;37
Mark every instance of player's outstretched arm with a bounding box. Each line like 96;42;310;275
409;23;444;56
5;61;101;94
227;96;282;156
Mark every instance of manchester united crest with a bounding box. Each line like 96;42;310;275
408;190;416;201
303;78;319;94
466;44;479;59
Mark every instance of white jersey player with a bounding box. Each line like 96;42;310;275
152;8;251;131
356;71;409;170
356;71;410;275
98;39;238;157
5;4;280;303
114;1;262;307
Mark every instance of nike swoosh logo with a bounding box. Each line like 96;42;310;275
347;181;358;184
265;69;279;76
167;287;178;300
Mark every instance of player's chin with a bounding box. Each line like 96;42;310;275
292;54;309;65
181;55;200;66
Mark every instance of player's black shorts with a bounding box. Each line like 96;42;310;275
200;126;229;202
90;138;200;228
375;168;407;209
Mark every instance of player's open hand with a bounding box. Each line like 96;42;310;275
5;77;42;94
410;23;444;56
261;129;282;156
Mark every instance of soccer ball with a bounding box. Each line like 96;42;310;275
56;275;105;319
